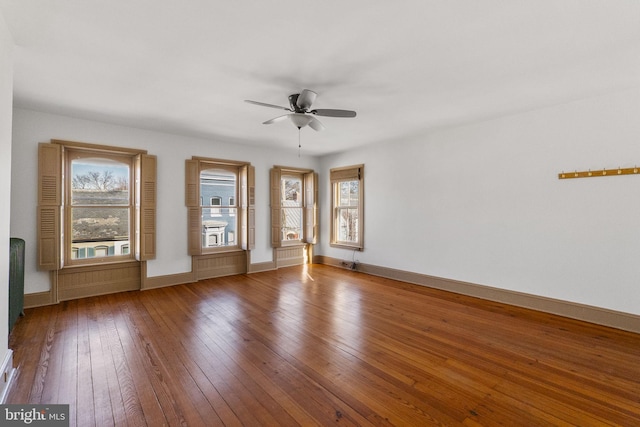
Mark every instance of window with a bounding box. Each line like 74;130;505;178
270;166;317;247
210;196;222;216
94;245;109;257
68;149;132;263
185;157;255;255
202;167;236;247
281;174;303;241
37;140;156;270
330;164;364;250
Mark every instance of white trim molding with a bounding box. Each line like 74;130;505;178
0;350;15;403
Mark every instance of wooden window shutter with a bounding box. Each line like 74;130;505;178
187;207;202;255
137;154;157;261
247;165;256;250
185;159;202;255
37;143;62;270
185;159;199;207
304;172;318;244
240;165;256;251
270;167;282;248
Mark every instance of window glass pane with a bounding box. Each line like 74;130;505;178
281;207;302;241
210;196;222;216
349;181;359;204
339;180;359;207
281;174;303;241
70;207;129;259
337;207;359;243
282;176;302;207
339;181;350;206
202;208;237;247
200;167;238;248
71;157;130;205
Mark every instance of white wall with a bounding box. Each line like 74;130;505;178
10;109;318;293
0;12;14;366
320;87;640;316
9;82;640;317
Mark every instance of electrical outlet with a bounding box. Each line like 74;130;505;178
340;260;358;270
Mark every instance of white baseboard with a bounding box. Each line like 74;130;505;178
0;349;15;403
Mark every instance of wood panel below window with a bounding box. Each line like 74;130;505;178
57;261;141;301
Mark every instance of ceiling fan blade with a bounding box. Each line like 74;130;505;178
263;114;290;125
311;109;357;118
296;89;317;110
245;100;291;111
308;116;325;131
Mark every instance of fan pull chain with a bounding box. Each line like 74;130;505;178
298;127;301;157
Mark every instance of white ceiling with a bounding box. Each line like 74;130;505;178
1;1;639;155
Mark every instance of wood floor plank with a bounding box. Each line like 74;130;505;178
188;285;375;426
98;295;150;427
138;291;234;426
105;293;168;427
38;302;69;405
7;264;640;426
7;304;53;403
210;274;464;422
237;304;465;425
74;298;96;427
82;297;114;427
87;296;128;426
127;290;225;426
147;285;273;426
57;301;79;427
176;288;307;426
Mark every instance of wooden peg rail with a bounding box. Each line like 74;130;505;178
558;166;640;180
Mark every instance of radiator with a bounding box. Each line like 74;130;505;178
9;238;25;332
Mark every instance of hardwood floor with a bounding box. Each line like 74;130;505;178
7;264;640;426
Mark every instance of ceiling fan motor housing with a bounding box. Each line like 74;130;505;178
289;94;305;113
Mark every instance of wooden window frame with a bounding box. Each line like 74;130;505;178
64;148;135;266
185;157;255;256
270;166;318;249
330;164;364;251
37;139;156;271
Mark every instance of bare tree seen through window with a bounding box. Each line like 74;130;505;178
70;158;131;259
338;180;359;243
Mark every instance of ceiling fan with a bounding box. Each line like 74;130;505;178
245;89;356;131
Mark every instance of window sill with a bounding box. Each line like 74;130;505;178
330;242;363;251
61;259;139;271
200;247;245;255
281;241;307;247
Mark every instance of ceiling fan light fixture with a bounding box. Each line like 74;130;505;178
288;113;313;129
